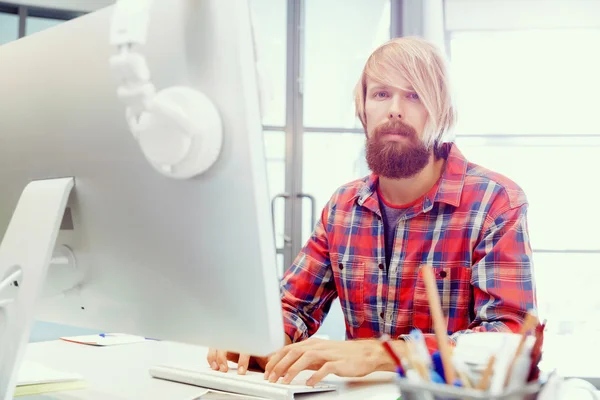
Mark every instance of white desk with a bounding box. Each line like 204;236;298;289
20;340;600;400
20;340;399;400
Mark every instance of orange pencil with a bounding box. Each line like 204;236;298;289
421;265;456;384
405;341;430;381
476;354;496;390
503;310;539;387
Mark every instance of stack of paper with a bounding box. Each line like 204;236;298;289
16;361;85;397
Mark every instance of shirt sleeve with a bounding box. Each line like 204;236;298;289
451;203;537;339
280;202;338;343
403;204;537;353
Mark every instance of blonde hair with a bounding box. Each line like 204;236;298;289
354;36;456;149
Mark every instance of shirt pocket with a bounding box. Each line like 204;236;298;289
331;258;365;329
413;265;472;332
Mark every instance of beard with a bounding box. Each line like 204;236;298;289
365;120;431;179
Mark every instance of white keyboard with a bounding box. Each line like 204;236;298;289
149;365;338;400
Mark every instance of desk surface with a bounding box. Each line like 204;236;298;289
20;340;399;400
20;339;600;400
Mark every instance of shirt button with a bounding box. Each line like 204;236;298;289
338;263;344;270
439;270;447;278
380;312;384;319
378;263;384;270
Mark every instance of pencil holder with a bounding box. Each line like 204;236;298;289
396;377;542;400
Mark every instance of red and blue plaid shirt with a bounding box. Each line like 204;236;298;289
281;143;536;349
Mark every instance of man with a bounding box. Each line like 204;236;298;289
207;36;536;386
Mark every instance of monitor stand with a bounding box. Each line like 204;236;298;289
0;177;74;400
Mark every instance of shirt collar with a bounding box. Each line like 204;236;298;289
353;142;468;209
433;142;468;207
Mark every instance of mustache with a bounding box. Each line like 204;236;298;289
373;120;416;138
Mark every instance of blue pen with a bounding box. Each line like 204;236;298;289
431;351;464;387
396;366;405;378
99;333;123;338
99;333;160;341
431;351;446;383
430;369;445;384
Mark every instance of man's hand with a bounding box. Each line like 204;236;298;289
206;349;269;375
206;335;292;375
263;338;395;386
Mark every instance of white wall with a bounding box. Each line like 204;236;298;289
5;0;114;12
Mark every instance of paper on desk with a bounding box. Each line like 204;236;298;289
18;360;83;386
60;333;147;346
15;381;87;397
16;361;86;397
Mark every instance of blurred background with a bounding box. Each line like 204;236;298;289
1;0;598;346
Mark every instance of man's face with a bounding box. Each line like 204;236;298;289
364;76;431;179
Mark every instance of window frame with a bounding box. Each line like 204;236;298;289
0;1;83;40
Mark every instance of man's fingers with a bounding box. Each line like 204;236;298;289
264;346;291;379
264;339;325;379
268;348;308;383
206;349;219;370
306;361;339;386
237;354;251;375
216;350;229;372
280;351;324;384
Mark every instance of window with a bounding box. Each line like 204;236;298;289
451;30;600;136
302;132;368;241
0;11;18;45
0;3;83;44
25;16;63;36
303;0;390;129
449;26;600;338
249;0;287;127
532;253;600;337
264;130;286;276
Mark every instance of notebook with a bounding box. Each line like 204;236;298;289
149;364;338;400
16;361;85;397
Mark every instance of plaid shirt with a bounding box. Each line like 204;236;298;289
281;143;536;348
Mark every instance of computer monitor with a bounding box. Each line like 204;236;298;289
0;0;283;396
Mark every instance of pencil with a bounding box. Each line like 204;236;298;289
516;311;539;352
527;319;546;382
503;310;539;388
476;354;496;390
405;341;430;382
456;368;472;388
421;265;456;384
